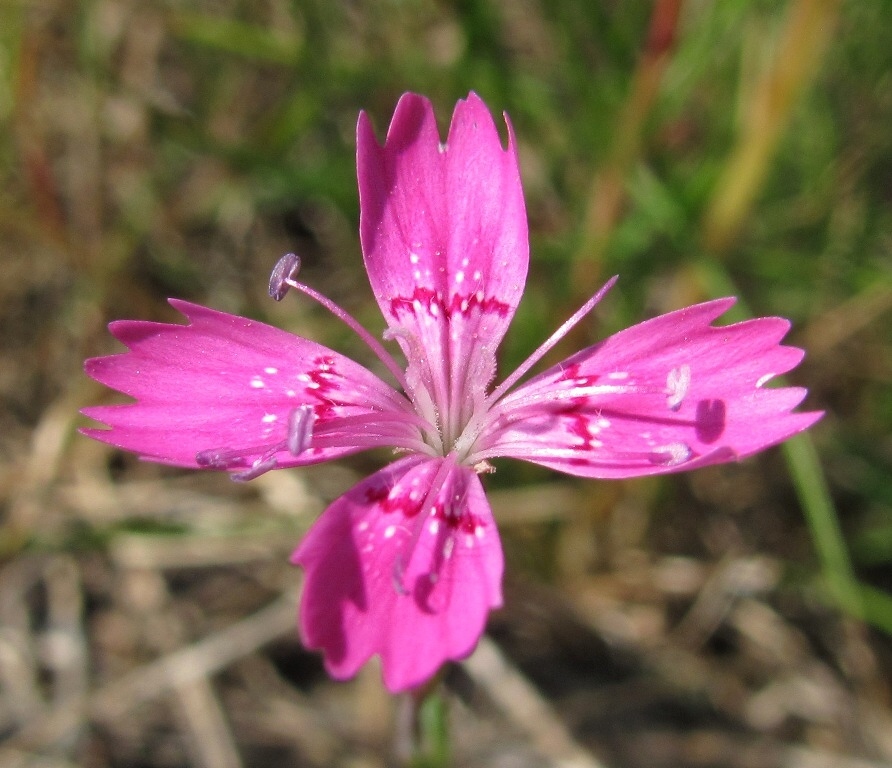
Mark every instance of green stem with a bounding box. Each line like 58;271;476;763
783;434;862;618
396;680;450;768
695;260;863;619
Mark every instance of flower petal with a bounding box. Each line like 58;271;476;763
482;299;823;478
358;92;528;431
82;300;416;470
293;456;504;692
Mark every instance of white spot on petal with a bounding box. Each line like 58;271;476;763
608;371;629;380
384;525;397;539
262;414;277;423
264;367;278;375
251;377;265;389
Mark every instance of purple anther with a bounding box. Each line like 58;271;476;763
269;253;302;301
196;448;236;469
287;405;316;455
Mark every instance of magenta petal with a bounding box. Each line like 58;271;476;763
82;300;413;468
358;92;528;420
486;299;823;478
293;457;504;693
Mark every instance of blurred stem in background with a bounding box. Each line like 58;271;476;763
697;260;863;621
396;683;450;768
572;0;880;629
695;0;865;626
572;0;683;294
701;0;841;254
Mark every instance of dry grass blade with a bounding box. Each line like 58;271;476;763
0;591;297;757
464;636;610;768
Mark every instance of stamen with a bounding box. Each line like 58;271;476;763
392;557;410;596
196;442;283;481
196;446;263;469
666;365;691;411
308;410;440;456
383;325;443;442
448;344;496;452
464;441;696;470
231;456;279;482
287;405;315;455
488;276;618;405
269;253;301;301
267;254;410;394
391;455;457;596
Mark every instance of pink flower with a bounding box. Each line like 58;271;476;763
82;93;821;692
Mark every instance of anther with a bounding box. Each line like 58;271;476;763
268;253;301;301
392;555;410;596
382;325;411;343
287;405;315;455
196;448;240;469
473;459;495;474
666;364;692;411
649;442;693;466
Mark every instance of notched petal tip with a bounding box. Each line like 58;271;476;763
448;90;516;155
488;295;822;479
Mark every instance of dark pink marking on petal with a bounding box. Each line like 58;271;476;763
81;300;412;469
389;287;511;322
358;92;528;421
484;299;822;478
293;456;503;693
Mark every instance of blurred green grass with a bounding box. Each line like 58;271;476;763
1;0;890;628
